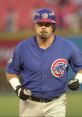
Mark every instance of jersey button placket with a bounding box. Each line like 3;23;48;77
41;50;47;98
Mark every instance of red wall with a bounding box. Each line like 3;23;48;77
0;40;20;66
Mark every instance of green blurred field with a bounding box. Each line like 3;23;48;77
0;91;82;117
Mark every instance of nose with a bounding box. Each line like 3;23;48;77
41;26;46;29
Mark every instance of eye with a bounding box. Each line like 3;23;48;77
37;23;43;26
37;23;52;27
45;23;52;27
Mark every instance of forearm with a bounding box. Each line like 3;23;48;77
68;70;82;90
6;72;31;100
75;70;82;84
6;73;21;90
77;70;82;74
6;73;19;80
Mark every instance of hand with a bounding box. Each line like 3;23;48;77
15;85;32;100
68;79;80;90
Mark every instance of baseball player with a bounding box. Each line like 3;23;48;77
6;8;82;117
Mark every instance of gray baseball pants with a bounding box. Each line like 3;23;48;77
19;93;66;117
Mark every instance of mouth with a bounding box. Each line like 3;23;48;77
39;32;48;39
40;31;47;34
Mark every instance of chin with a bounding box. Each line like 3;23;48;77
39;34;48;39
40;36;48;40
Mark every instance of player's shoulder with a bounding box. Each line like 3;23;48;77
56;35;75;46
16;36;34;48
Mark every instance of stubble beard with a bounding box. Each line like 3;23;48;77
39;31;49;40
39;35;48;40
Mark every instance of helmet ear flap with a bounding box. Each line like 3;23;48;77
52;23;56;32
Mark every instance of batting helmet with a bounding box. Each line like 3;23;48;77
34;8;56;23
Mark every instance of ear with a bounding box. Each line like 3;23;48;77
52;23;56;32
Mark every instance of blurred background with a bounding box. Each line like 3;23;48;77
0;0;82;117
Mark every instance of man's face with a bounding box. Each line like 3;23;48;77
35;22;53;39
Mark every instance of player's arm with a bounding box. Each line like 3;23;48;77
68;70;82;90
6;72;32;100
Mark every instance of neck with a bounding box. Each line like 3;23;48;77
36;34;55;49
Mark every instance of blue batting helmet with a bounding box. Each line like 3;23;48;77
34;8;56;23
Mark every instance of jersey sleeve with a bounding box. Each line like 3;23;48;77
70;42;82;72
6;45;22;75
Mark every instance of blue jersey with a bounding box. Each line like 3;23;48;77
6;36;82;99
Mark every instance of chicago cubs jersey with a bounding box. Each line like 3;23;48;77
6;36;82;99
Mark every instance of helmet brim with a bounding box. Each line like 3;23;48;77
34;18;56;23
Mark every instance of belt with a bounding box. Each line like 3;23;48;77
29;96;60;103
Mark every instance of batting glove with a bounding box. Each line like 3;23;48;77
68;79;80;90
15;85;32;100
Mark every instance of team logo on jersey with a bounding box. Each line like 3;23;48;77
51;58;67;78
